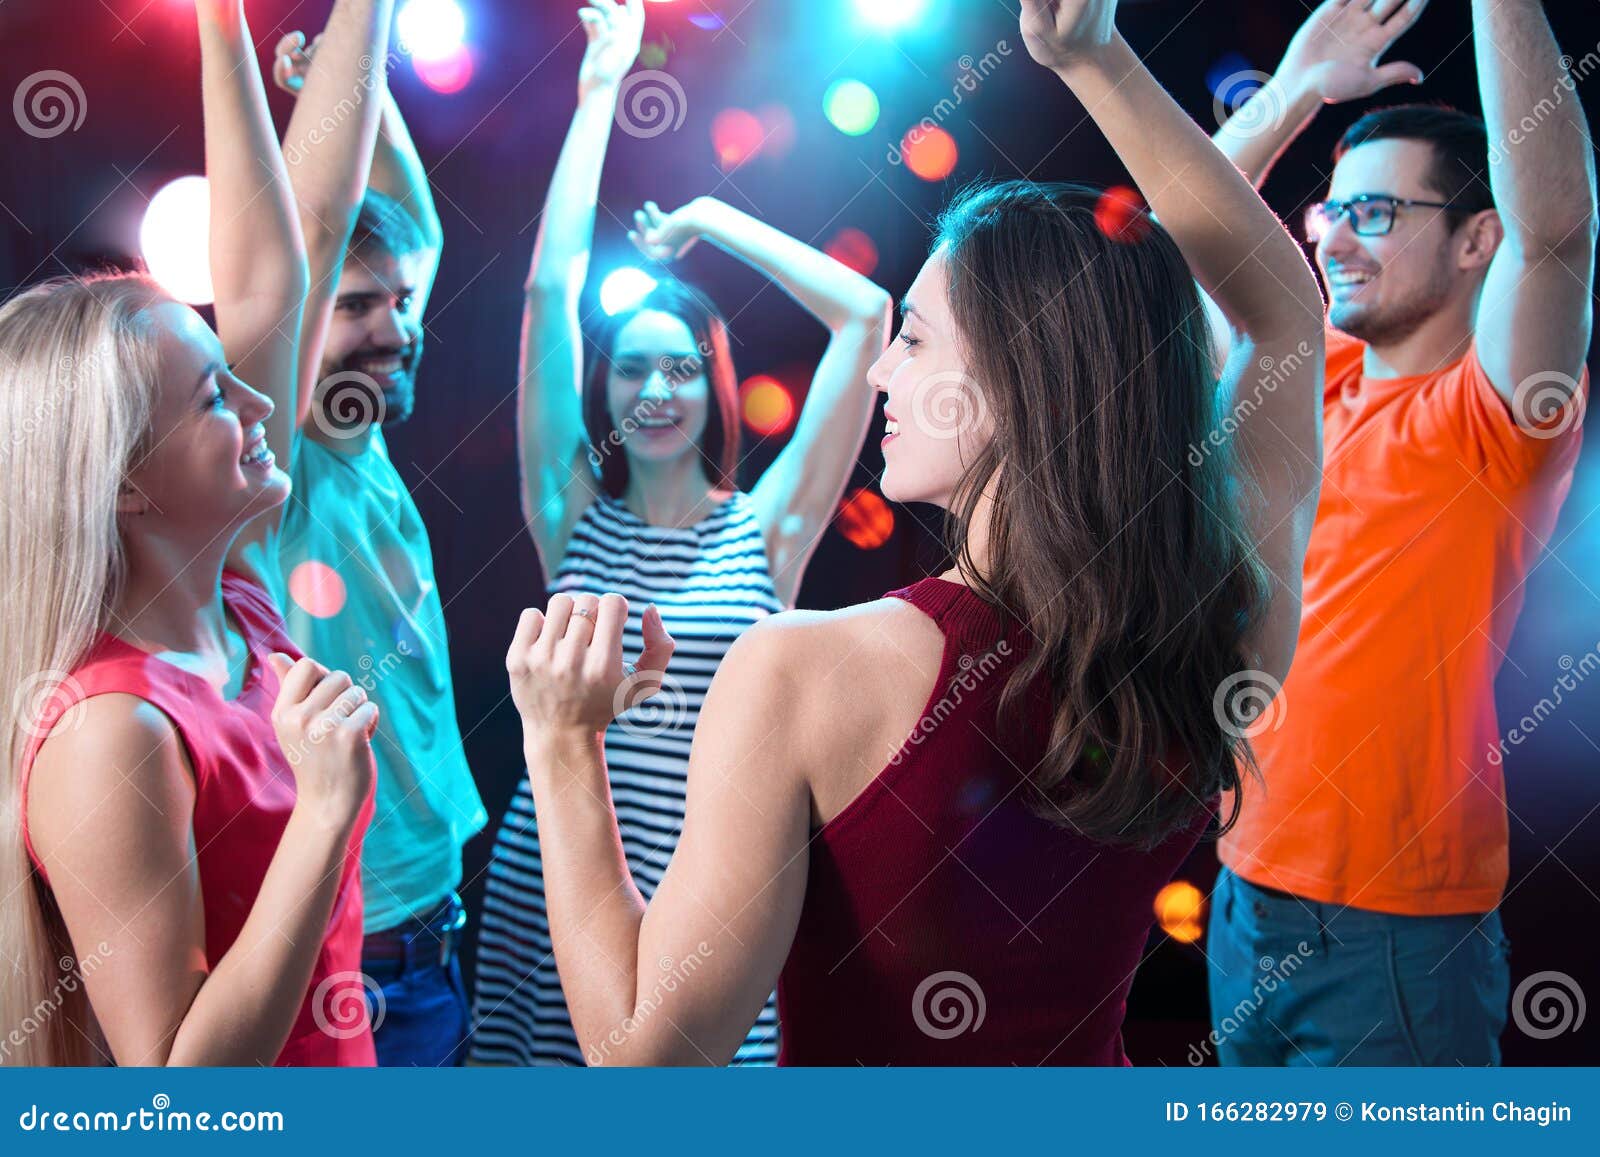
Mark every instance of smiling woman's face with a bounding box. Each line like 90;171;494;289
605;309;710;466
867;247;994;508
120;302;288;534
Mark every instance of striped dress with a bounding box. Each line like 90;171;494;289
470;491;785;1065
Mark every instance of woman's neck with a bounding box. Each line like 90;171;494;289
110;534;231;657
621;454;727;528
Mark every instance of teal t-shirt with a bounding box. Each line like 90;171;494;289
272;431;487;934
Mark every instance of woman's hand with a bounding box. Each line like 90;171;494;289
271;30;321;96
267;653;378;824
578;0;646;102
1019;0;1120;72
507;593;675;736
1276;0;1428;106
629;199;711;263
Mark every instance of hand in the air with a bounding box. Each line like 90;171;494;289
578;0;646;102
1278;0;1429;105
507;593;675;733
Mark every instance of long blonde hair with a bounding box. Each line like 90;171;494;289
0;273;169;1065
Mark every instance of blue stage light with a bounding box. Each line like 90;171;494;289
854;0;929;32
600;268;659;316
398;0;467;64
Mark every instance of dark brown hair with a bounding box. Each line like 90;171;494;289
582;279;739;498
1335;104;1494;217
935;180;1271;850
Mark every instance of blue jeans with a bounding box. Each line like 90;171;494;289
361;894;471;1067
1205;867;1510;1066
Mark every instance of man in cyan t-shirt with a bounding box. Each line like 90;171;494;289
264;11;486;1065
1204;0;1593;1064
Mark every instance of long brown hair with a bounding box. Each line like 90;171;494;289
936;181;1270;850
583;280;739;498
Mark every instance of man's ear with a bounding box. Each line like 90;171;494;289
1457;208;1504;273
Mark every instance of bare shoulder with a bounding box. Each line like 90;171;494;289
28;694;196;872
713;599;947;780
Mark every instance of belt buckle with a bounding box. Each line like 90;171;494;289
437;894;467;968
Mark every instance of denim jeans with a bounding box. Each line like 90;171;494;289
1205;867;1510;1066
361;894;471;1067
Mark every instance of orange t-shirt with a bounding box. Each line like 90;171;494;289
1219;327;1586;916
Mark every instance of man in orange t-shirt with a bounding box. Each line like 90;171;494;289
1203;0;1594;1065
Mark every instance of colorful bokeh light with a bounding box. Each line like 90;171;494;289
835;488;895;550
901;125;958;182
740;375;796;436
824;79;880;137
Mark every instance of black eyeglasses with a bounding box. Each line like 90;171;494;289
1304;194;1461;243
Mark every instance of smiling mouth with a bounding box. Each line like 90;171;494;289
1328;269;1377;290
350;348;415;379
240;425;274;469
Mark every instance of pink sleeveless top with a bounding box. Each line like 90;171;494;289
777;577;1213;1065
20;572;376;1066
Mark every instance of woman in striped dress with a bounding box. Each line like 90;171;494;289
469;0;890;1065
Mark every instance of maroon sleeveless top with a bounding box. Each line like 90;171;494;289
776;577;1212;1065
20;572;376;1066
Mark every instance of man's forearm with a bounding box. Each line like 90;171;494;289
1475;0;1598;252
1212;75;1322;191
371;92;442;249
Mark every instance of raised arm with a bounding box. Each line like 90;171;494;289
520;0;644;572
509;595;812;1064
1023;0;1325;683
1213;0;1429;190
369;90;443;313
632;197;892;606
1471;0;1597;414
196;0;308;585
274;28;442;315
274;0;393;434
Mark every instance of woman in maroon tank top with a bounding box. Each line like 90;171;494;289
0;0;386;1067
503;0;1327;1065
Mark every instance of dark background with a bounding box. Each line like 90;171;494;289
3;0;1598;1065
